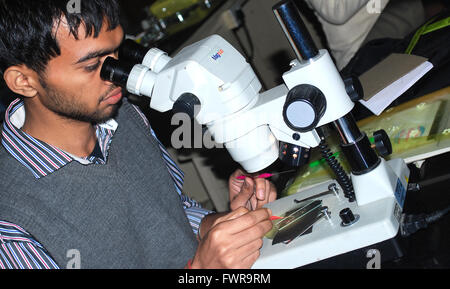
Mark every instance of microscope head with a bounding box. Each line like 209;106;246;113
101;35;285;173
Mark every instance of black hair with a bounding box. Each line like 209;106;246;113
0;0;121;76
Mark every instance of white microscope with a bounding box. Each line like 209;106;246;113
101;0;410;268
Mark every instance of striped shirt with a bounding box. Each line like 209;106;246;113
0;99;213;269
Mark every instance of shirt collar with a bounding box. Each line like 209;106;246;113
1;99;118;179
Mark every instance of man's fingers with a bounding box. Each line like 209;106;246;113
230;168;245;178
227;238;264;269
222;208;272;235
268;183;277;203
199;207;271;269
248;194;258;211
238;240;265;268
231;177;255;205
239;250;261;269
229;171;245;192
254;178;267;200
256;181;277;209
231;217;272;246
254;178;275;209
219;207;249;222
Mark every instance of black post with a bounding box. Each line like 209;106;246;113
273;0;319;60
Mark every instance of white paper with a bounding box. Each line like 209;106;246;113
359;61;434;115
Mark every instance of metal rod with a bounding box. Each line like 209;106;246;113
333;113;363;145
273;0;319;60
333;113;380;175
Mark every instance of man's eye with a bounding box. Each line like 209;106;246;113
85;62;101;72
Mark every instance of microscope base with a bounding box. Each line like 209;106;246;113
252;158;409;269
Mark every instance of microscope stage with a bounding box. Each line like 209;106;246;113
253;159;407;269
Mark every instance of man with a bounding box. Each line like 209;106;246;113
0;0;276;269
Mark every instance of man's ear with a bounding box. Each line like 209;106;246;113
3;66;40;98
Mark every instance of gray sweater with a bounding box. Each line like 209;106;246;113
0;100;198;269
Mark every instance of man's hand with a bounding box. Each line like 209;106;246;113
229;169;277;211
191;207;272;269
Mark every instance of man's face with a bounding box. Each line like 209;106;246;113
37;19;125;124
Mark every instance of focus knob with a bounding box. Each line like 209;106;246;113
373;129;392;157
339;208;359;227
283;84;326;132
343;75;364;102
173;93;201;119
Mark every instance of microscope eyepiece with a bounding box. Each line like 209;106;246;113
100;57;134;88
119;39;148;64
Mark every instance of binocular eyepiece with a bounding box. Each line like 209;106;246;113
100;39;148;88
100;57;134;88
118;39;149;64
100;39;171;94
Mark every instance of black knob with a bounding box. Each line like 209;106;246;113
340;208;358;226
343;76;364;102
283;84;326;132
173;93;201;119
373;129;392;157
